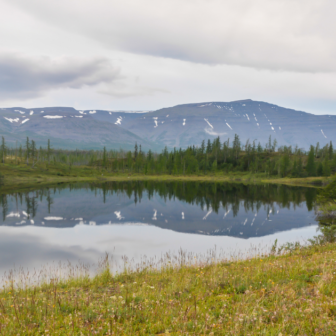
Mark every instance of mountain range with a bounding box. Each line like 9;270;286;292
1;99;335;151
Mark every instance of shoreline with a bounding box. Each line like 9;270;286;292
0;241;335;334
0;167;330;194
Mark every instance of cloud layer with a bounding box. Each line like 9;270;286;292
7;0;336;72
0;52;120;99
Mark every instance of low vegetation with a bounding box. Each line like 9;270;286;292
1;238;336;335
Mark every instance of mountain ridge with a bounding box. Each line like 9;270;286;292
0;100;335;150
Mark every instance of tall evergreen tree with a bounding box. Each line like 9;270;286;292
306;146;316;176
1;136;6;164
329;141;334;160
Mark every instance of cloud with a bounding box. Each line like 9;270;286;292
0;232;100;274
6;0;336;73
98;85;170;98
0;52;121;100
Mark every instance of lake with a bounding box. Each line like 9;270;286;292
0;181;319;275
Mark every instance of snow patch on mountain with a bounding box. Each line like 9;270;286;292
44;115;63;119
204;118;213;128
4;117;19;123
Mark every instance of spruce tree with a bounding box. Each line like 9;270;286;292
26;137;30;165
323;156;331;176
317;162;323;176
306;146;316;176
329;141;334;160
1;136;6;164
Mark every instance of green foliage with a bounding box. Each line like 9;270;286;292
306;146;316;176
0;135;335;178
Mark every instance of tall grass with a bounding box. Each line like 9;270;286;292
0;241;336;334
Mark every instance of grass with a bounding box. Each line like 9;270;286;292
2;242;336;334
0;160;330;193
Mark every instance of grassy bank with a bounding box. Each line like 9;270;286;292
1;242;336;334
0;161;330;193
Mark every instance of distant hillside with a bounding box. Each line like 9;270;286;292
0;100;335;150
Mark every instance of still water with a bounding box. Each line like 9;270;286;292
0;181;318;274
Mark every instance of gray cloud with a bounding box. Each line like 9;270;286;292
6;0;336;73
0;52;121;99
99;85;170;98
0;232;100;276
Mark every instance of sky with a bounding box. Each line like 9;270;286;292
1;0;336;114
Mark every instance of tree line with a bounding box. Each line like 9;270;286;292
0;135;335;177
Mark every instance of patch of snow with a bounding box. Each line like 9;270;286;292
89;110;96;114
205;128;226;136
75;116;83;118
223;209;231;218
204;118;213;128
30;111;34;115
154;120;158;128
41;111;44;113
79;111;86;115
279;126;281;130
115;117;123;125
203;207;213;220
226;123;232;130
14;110;25;114
161;121;164;124
152;209;157;220
242;104;246;106
43;115;63;119
21;118;29;124
243;218;248;225
4;117;19;123
183;119;186;126
44;217;63;220
114;211;124;220
166;115;169;117
6;212;20;218
30;220;34;224
321;129;327;138
245;113;250;121
271;126;274;131
270;123;272;125
182;212;184;219
257;123;259;126
22;211;28;216
89;221;96;226
16;221;26;225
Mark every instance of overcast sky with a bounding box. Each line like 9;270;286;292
1;0;336;114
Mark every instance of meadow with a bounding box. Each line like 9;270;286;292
0;239;336;335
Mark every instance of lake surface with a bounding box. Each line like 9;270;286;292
0;181;319;275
